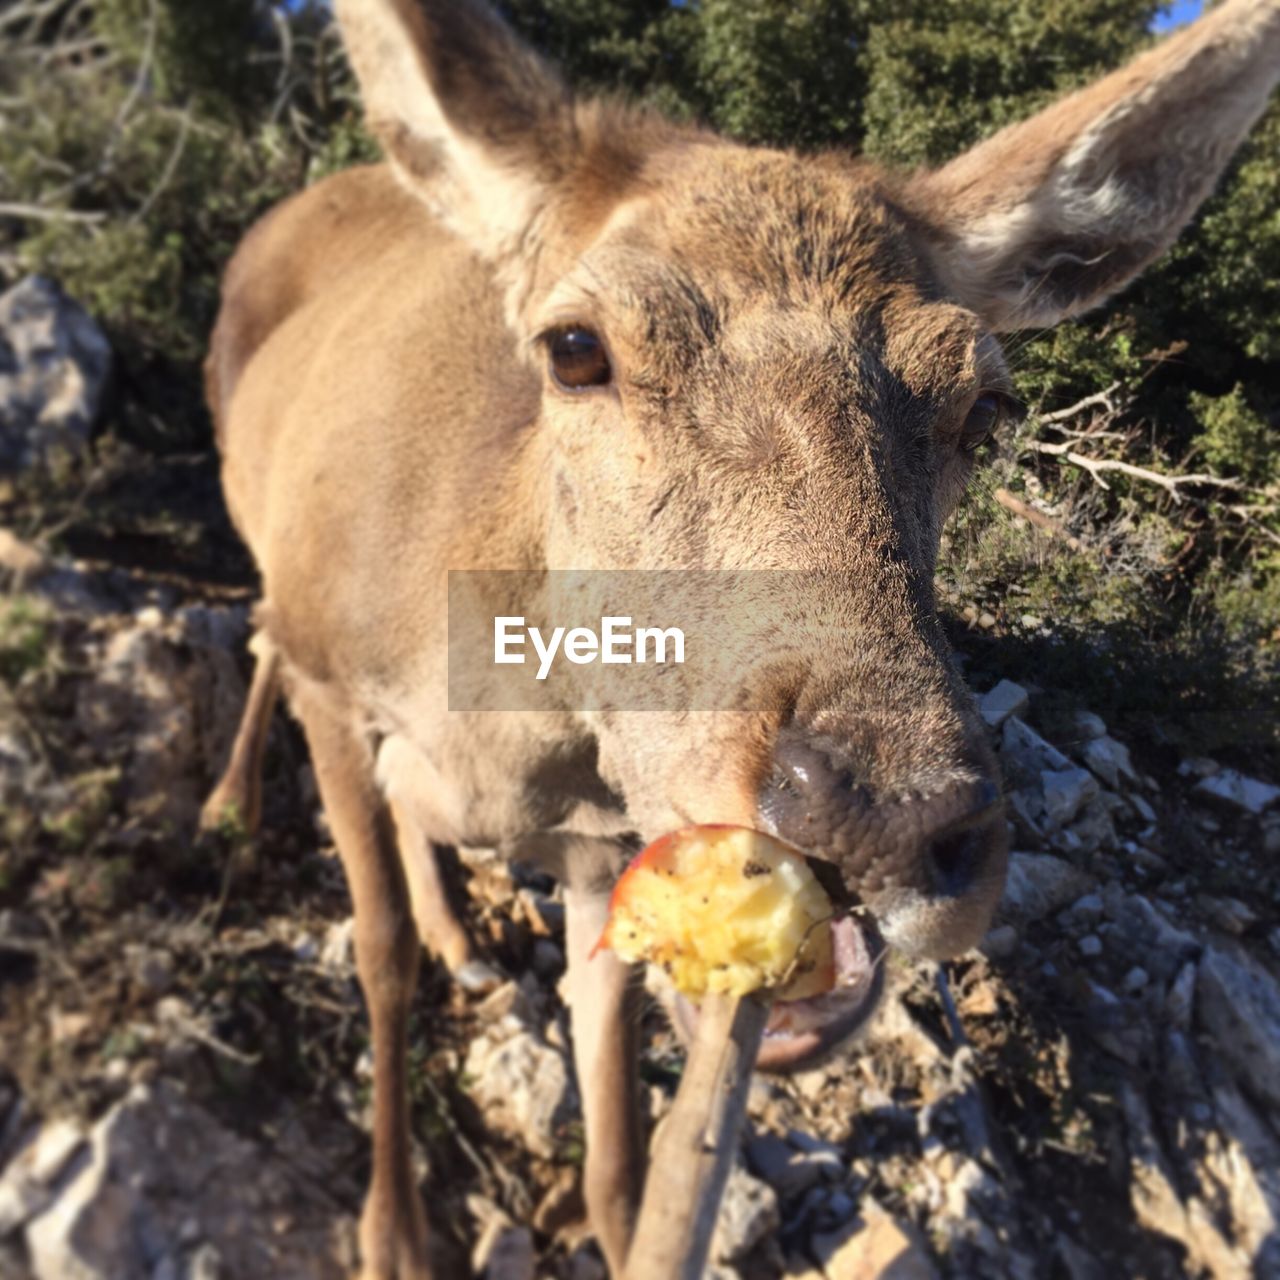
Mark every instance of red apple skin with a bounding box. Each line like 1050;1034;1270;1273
590;824;836;1001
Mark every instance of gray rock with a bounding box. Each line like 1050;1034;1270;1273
710;1162;779;1264
21;1083;347;1280
745;1131;841;1201
74;612;247;828
1120;1083;1241;1279
0;276;111;471
978;680;1029;729
1128;793;1157;824
1197;947;1280;1114
1108;894;1201;985
1062;893;1104;926
1001;717;1071;779
1196;895;1259;936
1041;767;1100;830
464;1020;576;1160
1177;757;1220;780
1078;935;1103;958
1122;967;1149;993
1080;736;1138;791
1194;770;1280;817
317;918;354;973
0;1119;87;1235
998;853;1093;926
1069;710;1108;742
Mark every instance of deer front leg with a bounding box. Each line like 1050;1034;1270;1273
301;704;432;1280
201;631;280;836
390;805;502;994
565;882;645;1277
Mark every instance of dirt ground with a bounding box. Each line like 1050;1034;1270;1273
2;444;1279;1280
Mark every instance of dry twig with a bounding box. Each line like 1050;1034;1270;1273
1024;441;1244;503
993;488;1088;553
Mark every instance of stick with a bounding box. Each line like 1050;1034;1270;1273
993;487;1087;553
625;992;769;1280
1024;441;1244;501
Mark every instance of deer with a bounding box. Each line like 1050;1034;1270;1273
202;1;1280;1276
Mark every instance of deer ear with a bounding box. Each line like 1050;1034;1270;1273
906;0;1280;331
335;0;575;258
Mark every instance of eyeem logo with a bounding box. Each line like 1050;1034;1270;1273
495;616;686;681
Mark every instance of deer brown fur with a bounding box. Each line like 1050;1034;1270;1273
204;2;1280;1275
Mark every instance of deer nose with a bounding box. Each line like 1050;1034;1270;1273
758;731;1005;954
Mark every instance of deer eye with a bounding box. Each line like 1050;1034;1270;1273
547;327;611;390
960;392;1004;452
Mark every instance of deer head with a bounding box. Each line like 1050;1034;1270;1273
336;0;1279;1066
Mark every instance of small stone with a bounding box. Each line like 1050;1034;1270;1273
977;680;1029;729
0;1118;87;1234
1079;935;1103;957
320;918;354;972
977;611;997;629
0;275;111;470
464;1023;576;1160
1122;967;1149;993
1002;717;1072;775
1194;770;1280;817
1069;710;1108;742
1178;757;1221;779
1196;895;1258;936
1041;767;1100;830
292;933;320;963
134;604;166;629
1197;946;1280;1112
1063;893;1104;926
711;1163;779;1264
134;949;176;996
998;853;1093;926
1080;736;1138;791
1128;793;1157;824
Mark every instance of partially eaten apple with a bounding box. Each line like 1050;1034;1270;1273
594;824;835;1000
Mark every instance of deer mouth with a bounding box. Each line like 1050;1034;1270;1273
670;909;885;1073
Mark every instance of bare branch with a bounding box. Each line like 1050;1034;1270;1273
0;201;106;223
1224;505;1280;549
1025;441;1246;503
1037;382;1123;424
993;487;1089;553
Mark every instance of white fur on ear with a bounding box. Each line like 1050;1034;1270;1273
914;0;1280;330
335;0;568;262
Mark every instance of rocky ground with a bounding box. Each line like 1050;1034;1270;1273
2;275;1279;1279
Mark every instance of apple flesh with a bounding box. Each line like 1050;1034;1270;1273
594;825;835;1000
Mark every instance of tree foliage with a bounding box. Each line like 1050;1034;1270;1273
1;0;1276;656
